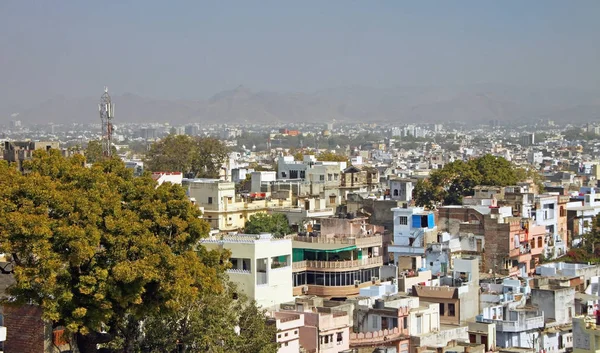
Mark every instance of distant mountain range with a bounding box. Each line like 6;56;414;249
3;84;600;125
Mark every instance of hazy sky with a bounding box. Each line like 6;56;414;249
1;0;599;106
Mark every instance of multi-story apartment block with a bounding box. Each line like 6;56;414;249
412;258;480;326
438;205;546;277
270;311;304;353
200;233;293;308
389;205;437;271
353;296;412;352
299;310;351;353
339;165;379;198
184;178;292;231
478;277;545;350
291;216;383;297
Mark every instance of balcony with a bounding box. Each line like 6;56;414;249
292;234;382;248
481;315;544;332
509;244;531;257
292;256;383;272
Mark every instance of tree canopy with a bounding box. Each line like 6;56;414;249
244;213;292;237
0;151;274;353
316;151;348;163
413;155;524;208
85;140;117;164
145;135;229;178
140;282;277;353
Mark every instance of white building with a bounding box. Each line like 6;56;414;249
388;206;437;271
389;179;414;202
151;171;183;186
200;233;293;308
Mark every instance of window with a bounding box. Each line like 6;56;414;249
538;237;542;248
290;170;298;179
334;173;339;181
372;317;378;329
403;316;408;329
337;332;343;343
320;175;325;181
227;196;232;204
208;197;213;204
329;195;336;204
399;216;408;225
294;330;298;335
300;171;306;179
281;171;287;178
448;303;456;316
328;174;333;181
239;214;243;219
285;333;288;337
440;303;445;316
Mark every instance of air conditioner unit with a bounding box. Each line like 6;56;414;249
372;277;379;284
302;286;309;294
354;280;360;288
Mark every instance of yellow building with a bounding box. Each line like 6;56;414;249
185;178;293;232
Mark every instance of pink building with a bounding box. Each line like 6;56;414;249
299;311;350;353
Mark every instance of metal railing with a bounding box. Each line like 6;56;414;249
292;256;383;270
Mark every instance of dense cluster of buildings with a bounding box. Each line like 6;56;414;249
4;120;600;353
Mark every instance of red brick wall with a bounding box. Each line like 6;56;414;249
3;304;45;353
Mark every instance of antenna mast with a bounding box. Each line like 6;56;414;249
99;87;115;157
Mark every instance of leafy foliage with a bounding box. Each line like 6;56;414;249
560;214;600;264
140;283;277;353
145;134;229;178
0;151;232;352
85;140;117;164
244;213;292;237
413;155;523;208
316;151;348;163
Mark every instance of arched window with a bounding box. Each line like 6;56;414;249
393;189;399;196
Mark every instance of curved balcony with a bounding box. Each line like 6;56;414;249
293;256;383;272
292;234;382;248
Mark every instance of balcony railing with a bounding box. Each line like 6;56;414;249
293;256;383;271
292;234;382;247
481;315;544;332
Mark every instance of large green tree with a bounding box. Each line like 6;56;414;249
140;282;277;353
0;151;231;353
244;213;292;237
145;135;229;178
85;140;118;164
413;155;523;208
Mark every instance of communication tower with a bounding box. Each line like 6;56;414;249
99;87;115;157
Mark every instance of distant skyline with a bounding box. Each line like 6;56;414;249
1;0;599;108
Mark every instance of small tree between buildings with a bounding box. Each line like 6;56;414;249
244;213;292;237
0;151;274;353
145;134;229;178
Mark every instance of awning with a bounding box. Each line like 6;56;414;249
299;246;357;253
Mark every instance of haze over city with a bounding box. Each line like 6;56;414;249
1;1;599;124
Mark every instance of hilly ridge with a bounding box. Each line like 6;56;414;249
2;84;599;125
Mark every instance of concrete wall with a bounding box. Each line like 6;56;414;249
531;287;575;326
